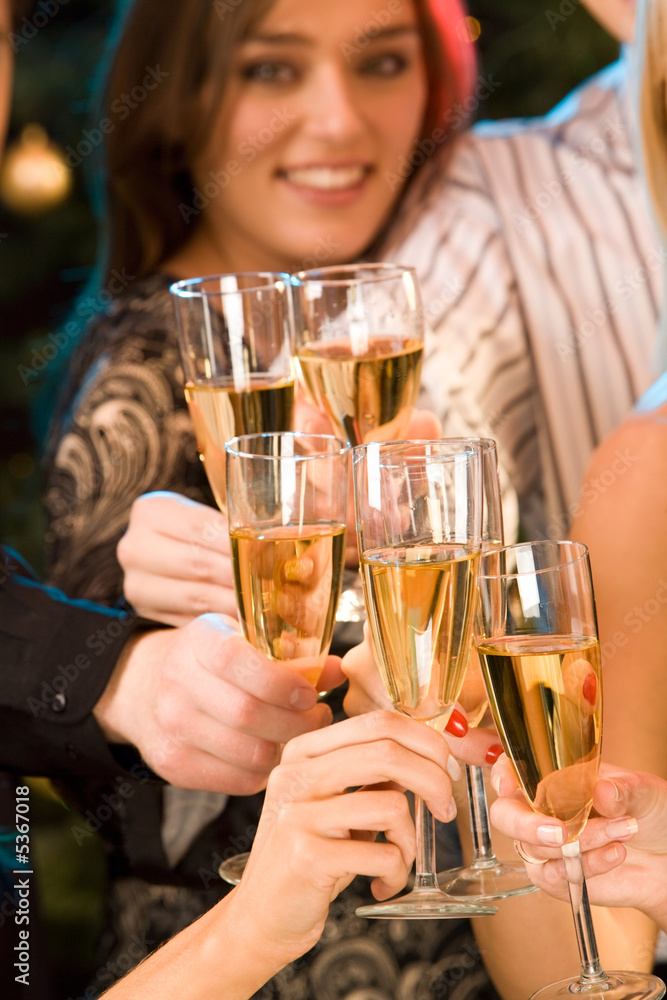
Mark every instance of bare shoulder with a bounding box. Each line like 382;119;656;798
581;402;667;494
571;402;667;567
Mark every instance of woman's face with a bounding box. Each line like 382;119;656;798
581;0;636;42
192;0;428;271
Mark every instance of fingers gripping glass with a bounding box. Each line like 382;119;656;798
352;439;497;919
438;439;537;902
476;540;665;999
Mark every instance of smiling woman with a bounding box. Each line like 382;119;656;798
45;0;476;602
169;0;428;273
86;0;475;287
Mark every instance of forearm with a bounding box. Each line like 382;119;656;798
101;891;290;1000
0;551;145;777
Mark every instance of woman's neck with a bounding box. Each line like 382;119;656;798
162;220;294;280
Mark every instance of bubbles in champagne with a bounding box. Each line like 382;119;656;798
478;636;602;840
184;376;294;511
297;336;422;446
230;521;346;683
361;545;479;722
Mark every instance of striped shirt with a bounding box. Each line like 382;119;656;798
385;57;663;540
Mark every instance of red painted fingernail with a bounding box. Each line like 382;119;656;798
445;709;468;738
582;673;597;706
485;744;504;765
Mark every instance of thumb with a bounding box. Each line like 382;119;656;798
594;769;667;849
489;753;519;797
318;655;346;693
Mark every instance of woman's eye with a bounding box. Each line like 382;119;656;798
360;53;408;78
241;61;297;84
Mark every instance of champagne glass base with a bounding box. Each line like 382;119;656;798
355;887;498;919
529;971;665;998
218;853;249;886
438;861;538;901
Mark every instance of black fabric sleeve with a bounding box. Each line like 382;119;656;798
0;546;146;778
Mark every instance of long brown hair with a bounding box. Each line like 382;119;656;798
96;0;476;287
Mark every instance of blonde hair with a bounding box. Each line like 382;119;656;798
637;0;667;373
638;0;667;241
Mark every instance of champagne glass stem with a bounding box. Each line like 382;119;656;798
465;764;497;867
415;795;439;891
561;840;607;985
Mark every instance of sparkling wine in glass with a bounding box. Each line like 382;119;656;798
438;439;537;901
292;263;424;623
476;540;665;1000
219;431;349;884
171;272;295;514
352;438;497;919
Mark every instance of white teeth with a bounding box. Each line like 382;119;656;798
283;166;366;190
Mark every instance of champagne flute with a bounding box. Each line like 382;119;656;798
171;272;295;514
219;431;349;884
352;438;497;918
171;273;300;886
476;540;666;999
438;439;537;901
292;263;424;623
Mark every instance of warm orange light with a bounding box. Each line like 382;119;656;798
0;124;73;214
458;15;482;42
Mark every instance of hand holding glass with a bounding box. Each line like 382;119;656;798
219;431;349;885
476;540;665;999
438;438;536;901
352;439;497;918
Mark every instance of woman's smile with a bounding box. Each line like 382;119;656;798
184;0;427;271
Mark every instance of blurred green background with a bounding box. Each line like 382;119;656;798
0;1;619;996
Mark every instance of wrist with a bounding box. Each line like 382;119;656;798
646;895;667;935
223;879;323;981
92;630;153;743
204;890;305;996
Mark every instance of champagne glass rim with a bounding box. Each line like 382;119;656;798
293;262;417;286
226;431;349;461
353;438;483;464
418;436;497;454
170;271;292;298
478;539;590;580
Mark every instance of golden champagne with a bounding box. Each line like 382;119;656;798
184;376;294;510
297;336;422;446
230;521;346;685
477;635;602;840
360;546;479;721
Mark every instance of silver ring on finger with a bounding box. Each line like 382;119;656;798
514;839;549;866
